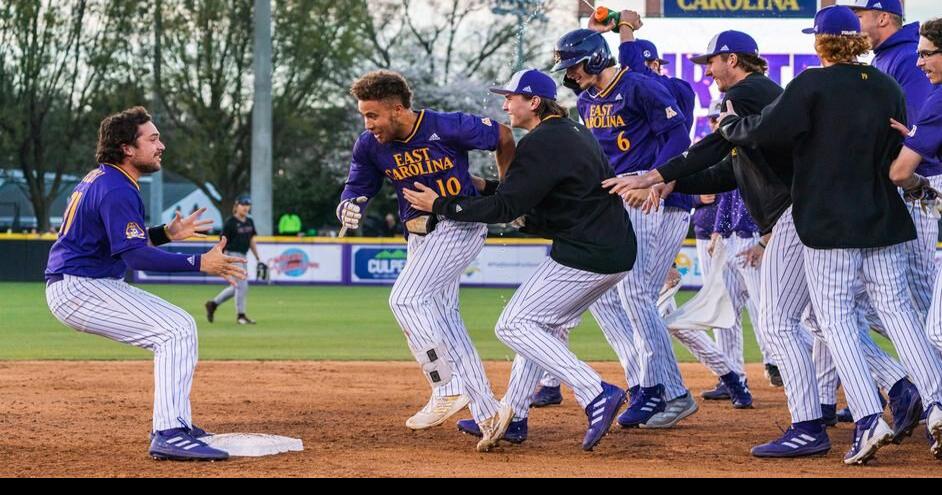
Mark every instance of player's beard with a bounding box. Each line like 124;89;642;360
133;159;161;175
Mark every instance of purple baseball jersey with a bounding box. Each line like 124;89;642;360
692;201;718;240
341;109;500;222
576;67;691;210
714;189;759;237
905;85;942;163
46;164;170;280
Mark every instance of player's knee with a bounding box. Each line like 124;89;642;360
388;289;422;317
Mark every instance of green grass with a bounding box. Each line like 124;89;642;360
0;282;895;362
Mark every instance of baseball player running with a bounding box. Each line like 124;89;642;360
405;69;634;451
888;17;942;460
205;195;261;325
717;6;942;464
44;107;247;461
339;70;516;451
555;21;701;429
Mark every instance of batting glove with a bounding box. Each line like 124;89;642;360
337;196;368;230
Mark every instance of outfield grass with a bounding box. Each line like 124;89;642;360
0;282;894;362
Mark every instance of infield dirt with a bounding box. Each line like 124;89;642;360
1;361;939;477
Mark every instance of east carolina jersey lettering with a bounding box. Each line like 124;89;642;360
341;109;500;222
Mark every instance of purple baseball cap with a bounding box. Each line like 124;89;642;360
636;39;669;65
802;5;862;36
847;0;903;18
689;31;760;65
489;68;557;101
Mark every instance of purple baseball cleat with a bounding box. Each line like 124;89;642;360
720;372;753;409
617;384;664;428
700;380;730;401
751;423;831;458
530;385;563;408
844;414;893;465
888;379;923;445
456;417;528;444
149;428;229;461
582;382;626;451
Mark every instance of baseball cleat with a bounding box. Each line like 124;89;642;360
618;384;665;428
821;404;838;427
475;402;514;452
530;385;563;408
751;424;831;458
149;428;229;461
188;424;212;438
406;394;470;430
205;301;217;323
640;391;699;429
700;380;730;401
764;364;784;388
843;414;893;465
928;403;942;459
720;373;753;409
582;382;626;451
457;417;529;444
888;379;923;444
237;314;256;325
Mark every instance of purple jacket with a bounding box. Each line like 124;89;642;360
692;198;718;240
714;190;758;238
874;23;942;176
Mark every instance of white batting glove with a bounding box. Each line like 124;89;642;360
337;196;368;230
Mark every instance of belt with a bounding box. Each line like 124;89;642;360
46;274;64;287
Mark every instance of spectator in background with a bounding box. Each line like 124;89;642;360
278;209;302;236
380;213;401;237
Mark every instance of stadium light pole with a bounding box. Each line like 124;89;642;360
251;0;274;236
149;0;164;227
491;0;547;71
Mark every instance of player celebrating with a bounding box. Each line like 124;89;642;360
404;68;635;452
44;106;247;461
554;25;699;428
717;6;942;464
339;70;516;451
205;195;261;325
888;17;942;460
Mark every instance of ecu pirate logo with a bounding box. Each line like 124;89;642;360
125;222;146;240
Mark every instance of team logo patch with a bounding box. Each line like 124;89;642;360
615;94;623;101
125;222;145;240
666;107;678;119
481;118;492;127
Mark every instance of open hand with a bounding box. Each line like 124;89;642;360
200;236;247;286
402;182;440;213
890;118;913;138
737;244;765;268
642;181;675;214
166;207;213;241
602;173;655;197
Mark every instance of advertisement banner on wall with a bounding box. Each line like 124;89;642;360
351;244;550;286
663;0;818;18
675;245;703;288
136;242;344;284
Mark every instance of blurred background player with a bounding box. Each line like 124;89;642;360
205;195;261;325
44;106;247;461
338;70;516;449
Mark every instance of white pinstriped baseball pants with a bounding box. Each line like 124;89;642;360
498;258;627;419
45;275;198;432
902;175;942;323
804;241;942;419
389;219;501;423
720;234;767;372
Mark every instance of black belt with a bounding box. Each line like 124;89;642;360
46;274;64;287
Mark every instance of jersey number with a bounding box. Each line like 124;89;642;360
435;177;461;197
60;191;84;236
617;131;631;152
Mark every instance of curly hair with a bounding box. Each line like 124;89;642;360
350;70;413;108
96;106;152;165
815;34;872;64
921;18;942;50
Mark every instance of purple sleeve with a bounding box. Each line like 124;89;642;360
121;246;202;272
442;112;500;152
618;42;653;76
99;188;150;257
653;124;691;169
636;78;687;136
341;136;384;202
713;192;733;237
905;98;942;161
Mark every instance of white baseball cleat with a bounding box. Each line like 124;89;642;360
405;394;470;430
928;403;942;460
476;402;513;452
843;414;893;465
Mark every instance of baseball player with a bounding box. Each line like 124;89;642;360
339;70;516;452
888;17;942;459
404;69;634;451
205;195;261;325
555;22;704;429
44;107;247;461
604;24;920;460
717;5;942;464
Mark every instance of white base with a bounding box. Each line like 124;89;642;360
202;433;304;457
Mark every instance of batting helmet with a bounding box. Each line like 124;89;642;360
552;29;614;75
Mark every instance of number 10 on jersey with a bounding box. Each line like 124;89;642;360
435;177;461;197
